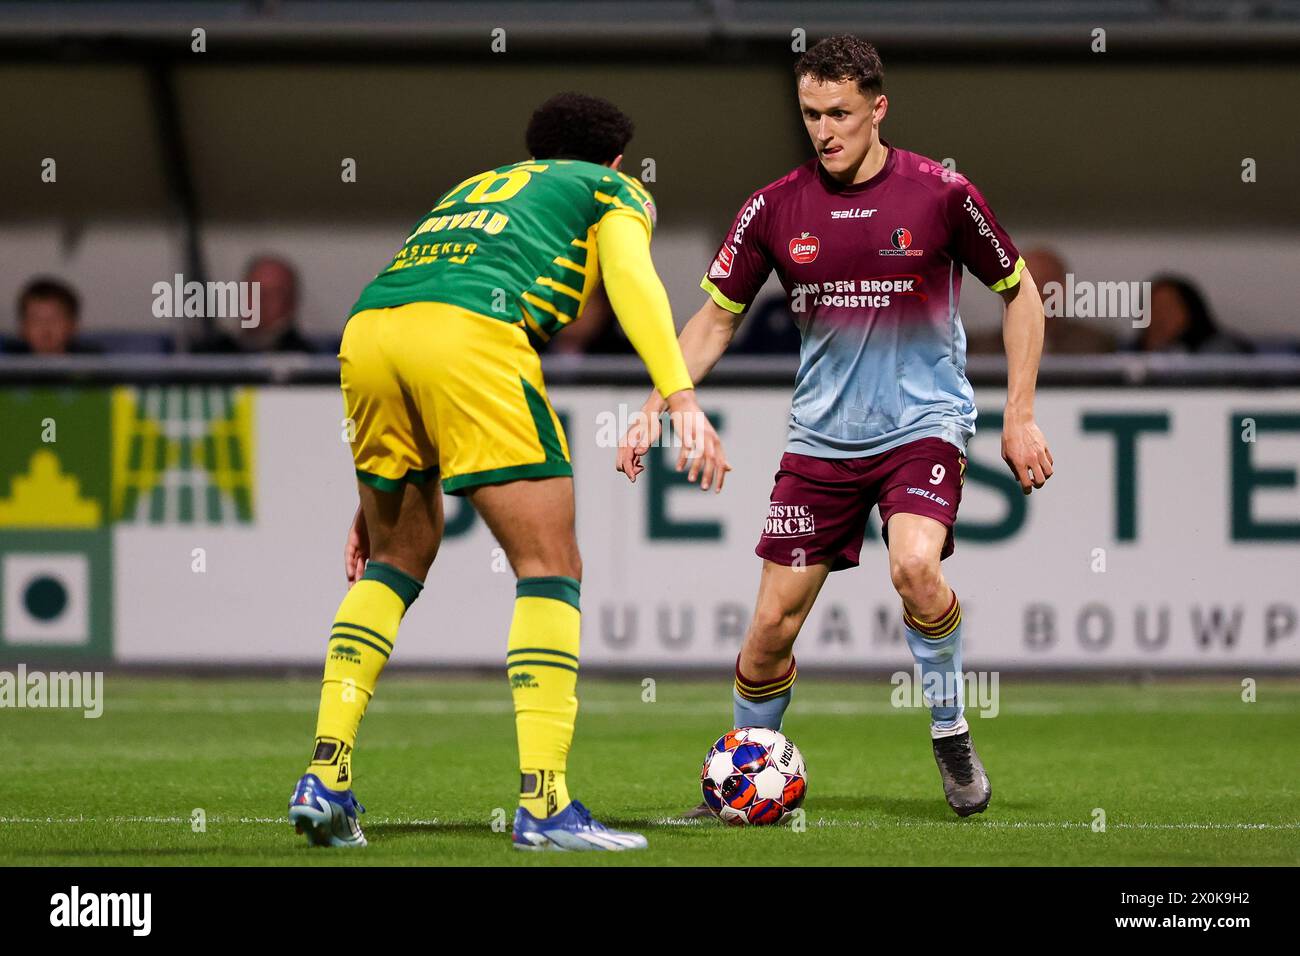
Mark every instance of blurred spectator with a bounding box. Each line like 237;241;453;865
1132;274;1253;354
6;278;102;355
197;255;315;353
966;247;1118;355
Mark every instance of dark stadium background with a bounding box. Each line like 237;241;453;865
0;1;1296;876
3;1;1298;357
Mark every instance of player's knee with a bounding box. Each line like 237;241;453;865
749;604;800;652
890;550;941;604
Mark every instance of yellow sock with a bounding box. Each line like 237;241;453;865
519;769;570;819
307;561;422;790
508;576;580;818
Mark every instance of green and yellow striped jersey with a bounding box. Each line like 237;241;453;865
349;159;656;341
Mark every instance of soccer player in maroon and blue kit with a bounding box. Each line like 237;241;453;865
618;36;1054;816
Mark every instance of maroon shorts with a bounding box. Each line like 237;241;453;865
755;436;967;571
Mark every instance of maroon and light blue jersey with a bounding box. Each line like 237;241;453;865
701;143;1024;458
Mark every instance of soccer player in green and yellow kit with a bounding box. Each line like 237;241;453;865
288;93;728;851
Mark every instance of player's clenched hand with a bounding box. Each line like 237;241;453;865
615;400;663;483
665;389;731;493
344;504;369;586
1001;410;1054;495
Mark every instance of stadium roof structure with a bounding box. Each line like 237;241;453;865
2;0;1300;54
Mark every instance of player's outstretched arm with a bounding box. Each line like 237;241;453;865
615;298;744;483
999;267;1054;495
597;214;731;492
641;298;746;415
596;212;694;399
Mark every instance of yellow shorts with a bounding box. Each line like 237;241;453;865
340;302;571;495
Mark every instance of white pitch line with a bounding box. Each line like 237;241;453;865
656;818;1300;831
88;698;1299;717
1;816;1296;831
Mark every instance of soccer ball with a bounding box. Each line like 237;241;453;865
700;727;807;825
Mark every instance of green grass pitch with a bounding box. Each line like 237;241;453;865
2;675;1297;866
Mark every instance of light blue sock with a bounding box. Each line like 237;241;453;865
733;686;793;730
902;594;966;736
732;657;796;730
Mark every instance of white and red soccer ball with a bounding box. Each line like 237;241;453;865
700;727;808;825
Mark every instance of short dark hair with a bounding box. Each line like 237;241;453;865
525;92;635;165
18;277;80;321
243;254;299;288
1146;274;1218;350
795;36;885;97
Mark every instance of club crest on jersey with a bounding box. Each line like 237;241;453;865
880;226;924;257
708;244;735;279
789;232;819;264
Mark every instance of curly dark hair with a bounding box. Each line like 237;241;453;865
525;92;635;165
794;35;884;97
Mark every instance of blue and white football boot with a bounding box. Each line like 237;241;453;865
512;800;647;851
288;773;368;848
